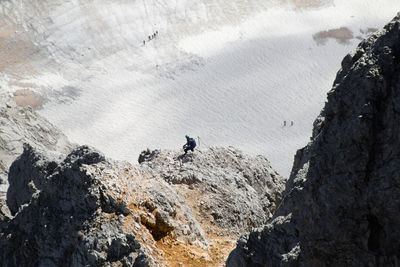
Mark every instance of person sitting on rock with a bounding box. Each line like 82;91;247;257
183;135;196;154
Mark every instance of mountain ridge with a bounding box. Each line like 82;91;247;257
227;12;400;266
0;138;285;266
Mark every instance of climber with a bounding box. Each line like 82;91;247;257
183;135;196;154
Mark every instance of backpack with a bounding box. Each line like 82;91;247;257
188;138;196;148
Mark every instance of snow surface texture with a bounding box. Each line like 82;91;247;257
0;0;399;177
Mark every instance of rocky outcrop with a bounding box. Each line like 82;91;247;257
227;13;400;266
1;144;153;266
0;143;284;266
140;147;284;235
6;144;60;216
0;93;73;200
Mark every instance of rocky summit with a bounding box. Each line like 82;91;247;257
0;140;284;266
227;13;400;266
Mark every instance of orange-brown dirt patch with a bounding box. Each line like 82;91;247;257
156;235;236;267
0;22;38;76
314;27;354;44
98;162;242;266
13;89;43;109
281;0;333;9
153;183;238;266
9;81;35;88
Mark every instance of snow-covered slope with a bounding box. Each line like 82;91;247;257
0;0;398;176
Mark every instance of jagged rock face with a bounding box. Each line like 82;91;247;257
0;145;153;266
6;144;59;216
140;147;284;235
0;144;284;266
227;14;400;266
0;95;73;200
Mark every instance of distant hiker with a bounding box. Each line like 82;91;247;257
156;30;158;35
291;121;294;126
183;135;196;154
148;35;151;41
143;40;146;45
283;121;286;127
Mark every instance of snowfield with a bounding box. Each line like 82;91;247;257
0;0;399;177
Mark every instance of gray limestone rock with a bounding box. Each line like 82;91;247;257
227;13;400;267
140;147;285;235
1;141;285;266
6;143;59;215
138;148;160;164
0;95;73;200
0;145;152;266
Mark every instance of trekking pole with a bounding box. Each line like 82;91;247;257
197;136;201;147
